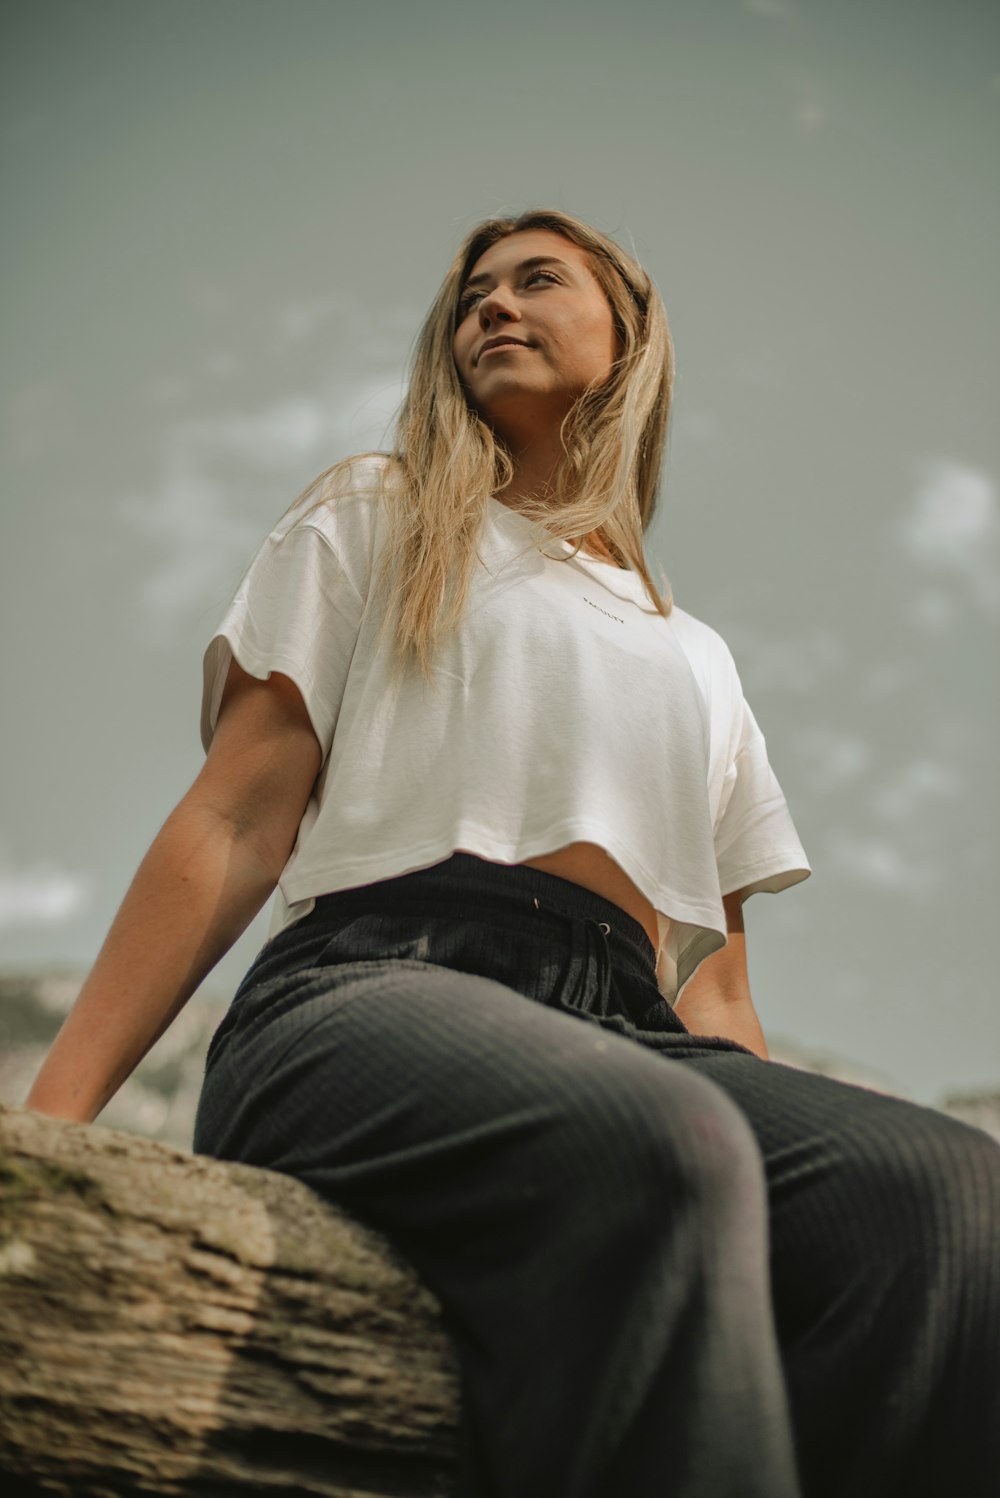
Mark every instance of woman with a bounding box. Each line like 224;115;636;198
27;209;1000;1498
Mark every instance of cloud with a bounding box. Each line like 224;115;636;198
726;626;847;692
743;5;823;134
0;863;92;928
789;726;870;792
790;78;827;134
210;396;333;470
823;829;940;897
117;294;415;642
860;660;919;701
784;70;828;134
338;373;407;450
898;457;1000;617
118;444;263;636
870;758;962;823
907;588;960;632
118;379;403;642
274;298;342;343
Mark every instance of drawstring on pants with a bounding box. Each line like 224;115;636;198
582;918;615;1019
532;893;615;1020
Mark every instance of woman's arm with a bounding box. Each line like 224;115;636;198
25;796;281;1123
673;891;770;1058
26;663;322;1124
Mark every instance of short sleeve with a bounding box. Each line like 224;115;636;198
713;696;811;900
199;472;378;768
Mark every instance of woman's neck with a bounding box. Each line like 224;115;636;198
493;448;620;567
494;435;564;509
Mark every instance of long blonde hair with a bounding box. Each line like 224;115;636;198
287;208;675;688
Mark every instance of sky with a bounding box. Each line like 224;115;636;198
2;0;998;1106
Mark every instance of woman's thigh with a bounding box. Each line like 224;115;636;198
195;955;761;1210
674;1049;1000;1489
673;1050;1000;1301
193;958;804;1498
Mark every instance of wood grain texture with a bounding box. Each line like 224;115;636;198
0;1105;461;1496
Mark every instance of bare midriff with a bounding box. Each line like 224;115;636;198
518;842;664;956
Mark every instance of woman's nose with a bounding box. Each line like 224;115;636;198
478;286;519;328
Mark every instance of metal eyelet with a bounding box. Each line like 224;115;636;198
598;921;611;935
533;897;540;910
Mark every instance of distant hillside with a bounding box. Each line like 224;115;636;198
3;971;998;1147
0;970;223;1150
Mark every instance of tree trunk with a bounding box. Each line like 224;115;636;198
0;1104;461;1497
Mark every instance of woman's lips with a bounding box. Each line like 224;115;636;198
479;341;530;361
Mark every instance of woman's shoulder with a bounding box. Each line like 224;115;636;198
667;601;738;680
309;450;401;509
666;603;747;755
272;451;402;545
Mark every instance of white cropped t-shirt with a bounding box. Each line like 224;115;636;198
201;454;811;1004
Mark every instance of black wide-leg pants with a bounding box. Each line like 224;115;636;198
193;853;1000;1498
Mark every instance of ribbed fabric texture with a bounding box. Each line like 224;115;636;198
194;854;1000;1498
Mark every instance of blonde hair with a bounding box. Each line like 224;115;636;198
287;208;675;688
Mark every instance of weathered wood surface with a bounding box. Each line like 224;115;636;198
0;1104;461;1497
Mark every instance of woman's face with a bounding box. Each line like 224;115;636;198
452;229;619;445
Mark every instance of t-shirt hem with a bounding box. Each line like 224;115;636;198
201;633;333;762
718;855;812;899
280;824;730;938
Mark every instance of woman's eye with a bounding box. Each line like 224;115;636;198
458;270;558;317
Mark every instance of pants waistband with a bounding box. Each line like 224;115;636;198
306;852;658;985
